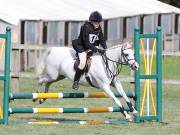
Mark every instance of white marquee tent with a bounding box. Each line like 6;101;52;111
0;0;180;25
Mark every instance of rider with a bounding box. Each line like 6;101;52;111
72;11;107;90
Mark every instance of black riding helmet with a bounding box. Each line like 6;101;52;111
89;11;103;22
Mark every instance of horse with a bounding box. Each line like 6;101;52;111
35;42;139;121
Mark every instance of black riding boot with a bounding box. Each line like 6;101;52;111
72;68;84;90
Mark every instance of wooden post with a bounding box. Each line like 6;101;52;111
11;46;20;92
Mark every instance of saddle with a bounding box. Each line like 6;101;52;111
74;52;92;73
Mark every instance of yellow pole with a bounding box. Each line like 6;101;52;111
0;45;3;117
0;105;3;119
140;38;147;116
28;121;59;125
37;93;60;99
140;38;157;116
149;39;157;115
0;39;5;62
0;39;5;120
36;108;60;113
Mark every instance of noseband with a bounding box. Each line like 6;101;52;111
121;47;136;65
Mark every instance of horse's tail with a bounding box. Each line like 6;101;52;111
35;48;51;80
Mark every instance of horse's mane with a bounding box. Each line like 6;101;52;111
107;41;132;50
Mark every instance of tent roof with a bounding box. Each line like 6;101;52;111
1;0;180;25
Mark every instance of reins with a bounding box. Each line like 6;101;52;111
101;46;135;80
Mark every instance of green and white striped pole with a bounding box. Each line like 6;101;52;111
9;107;130;114
9;91;135;100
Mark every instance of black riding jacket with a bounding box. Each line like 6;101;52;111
72;22;107;53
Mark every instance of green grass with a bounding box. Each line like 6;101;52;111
162;57;180;79
0;78;180;135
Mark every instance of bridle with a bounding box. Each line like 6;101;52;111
101;46;136;80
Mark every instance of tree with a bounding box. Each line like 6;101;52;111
159;0;180;8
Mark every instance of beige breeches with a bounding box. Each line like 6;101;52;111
78;52;87;70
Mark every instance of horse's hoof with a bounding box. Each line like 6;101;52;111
39;99;45;104
72;82;79;90
39;100;43;104
125;114;133;122
132;110;138;116
126;117;133;122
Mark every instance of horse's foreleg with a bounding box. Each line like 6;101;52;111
113;77;138;115
101;84;133;121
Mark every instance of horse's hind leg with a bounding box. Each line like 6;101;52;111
33;77;47;102
38;75;66;104
39;82;52;104
113;77;138;115
101;83;133;122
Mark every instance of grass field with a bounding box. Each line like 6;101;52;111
0;56;180;135
0;79;179;135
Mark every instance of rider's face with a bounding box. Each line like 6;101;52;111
91;22;101;29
